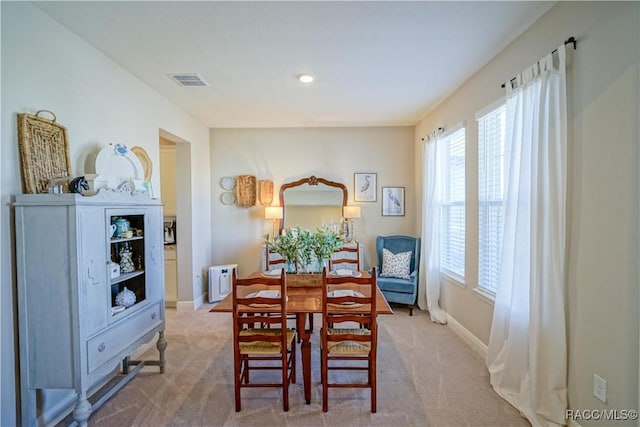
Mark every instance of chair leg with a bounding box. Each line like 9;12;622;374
234;355;241;412
291;342;296;384
243;358;250;383
371;357;377;413
408;305;414;316
282;356;289;412
321;351;328;412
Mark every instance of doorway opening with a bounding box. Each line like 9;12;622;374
159;130;193;310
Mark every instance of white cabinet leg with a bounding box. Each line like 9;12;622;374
157;330;167;373
72;393;92;427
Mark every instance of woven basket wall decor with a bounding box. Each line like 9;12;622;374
236;174;257;208
17;110;71;194
258;179;274;206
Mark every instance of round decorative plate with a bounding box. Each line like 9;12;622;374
221;192;236;205
131;146;152;181
329;270;362;278
94;143;144;189
261;269;284;277
327;290;364;307
220;176;236;191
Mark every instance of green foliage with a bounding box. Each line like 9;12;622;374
296;229;314;270
264;226;344;273
264;229;300;265
311;226;344;269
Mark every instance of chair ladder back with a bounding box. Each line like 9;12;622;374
231;268;296;412
265;248;287;270
320;267;378;412
329;242;361;271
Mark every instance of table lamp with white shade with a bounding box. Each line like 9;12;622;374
264;206;283;239
343;205;361;242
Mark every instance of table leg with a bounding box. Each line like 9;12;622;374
296;313;312;404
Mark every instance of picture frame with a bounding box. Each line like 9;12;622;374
354;172;377;202
382;187;405;216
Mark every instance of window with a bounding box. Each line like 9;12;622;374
477;102;506;295
440;126;466;280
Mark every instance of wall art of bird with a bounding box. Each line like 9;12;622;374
360;175;371;193
387;189;401;208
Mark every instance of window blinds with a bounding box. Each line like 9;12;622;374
478;103;506;294
440;127;466;279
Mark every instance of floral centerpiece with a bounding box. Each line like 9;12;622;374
311;226;344;273
296;229;314;273
264;227;301;273
264;226;344;273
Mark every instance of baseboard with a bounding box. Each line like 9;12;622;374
175;292;206;311
176;300;195;311
446;313;581;427
445;313;489;360
193;292;205;310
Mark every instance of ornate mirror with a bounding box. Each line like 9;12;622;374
279;176;347;234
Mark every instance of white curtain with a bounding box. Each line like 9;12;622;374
418;136;447;324
486;45;568;426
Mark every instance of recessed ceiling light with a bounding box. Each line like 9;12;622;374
297;73;314;83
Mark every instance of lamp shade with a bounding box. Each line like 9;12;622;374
265;206;283;219
343;206;361;219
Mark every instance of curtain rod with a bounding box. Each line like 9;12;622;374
500;36;577;89
421;127;444;142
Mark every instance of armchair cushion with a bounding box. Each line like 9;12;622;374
381;248;412;279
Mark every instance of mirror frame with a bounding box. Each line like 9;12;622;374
278;175;348;234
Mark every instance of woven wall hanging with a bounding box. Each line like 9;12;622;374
17;110;71;194
236;174;257;208
258;179;274;206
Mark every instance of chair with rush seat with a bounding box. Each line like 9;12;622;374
320;267;378;413
232;268;296;411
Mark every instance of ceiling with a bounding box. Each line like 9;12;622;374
35;1;555;129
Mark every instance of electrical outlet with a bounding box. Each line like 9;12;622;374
593;374;607;403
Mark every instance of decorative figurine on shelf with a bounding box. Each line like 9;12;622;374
115;287;136;307
69;176;89;194
113;217;130;238
119;242;135;273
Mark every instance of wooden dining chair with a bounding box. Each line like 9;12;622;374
328;242;361;272
264;248;304;340
232;268;296;412
265;248;288;272
320;267;378;413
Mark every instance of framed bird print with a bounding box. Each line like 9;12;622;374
382;187;405;216
354;172;377;202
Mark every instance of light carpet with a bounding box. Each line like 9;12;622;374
87;304;530;427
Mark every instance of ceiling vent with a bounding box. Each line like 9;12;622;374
168;73;208;87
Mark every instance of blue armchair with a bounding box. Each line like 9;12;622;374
376;235;421;316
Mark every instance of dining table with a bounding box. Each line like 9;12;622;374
209;271;393;404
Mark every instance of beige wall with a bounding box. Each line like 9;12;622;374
210;127;416;275
415;2;639;422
